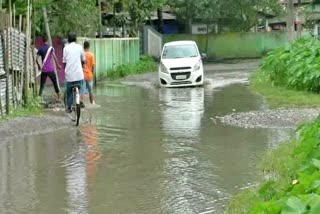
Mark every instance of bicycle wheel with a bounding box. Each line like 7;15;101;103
63;91;67;109
75;103;81;126
74;86;81;126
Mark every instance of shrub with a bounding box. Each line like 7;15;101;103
101;55;157;80
261;37;320;93
228;117;320;213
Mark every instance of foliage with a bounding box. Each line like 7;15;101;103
47;0;99;36
260;37;320;93
101;55;157;80
0;91;43;122
23;91;43;112
228;117;320;213
168;0;283;33
7;0;99;37
249;72;320;108
127;0;164;36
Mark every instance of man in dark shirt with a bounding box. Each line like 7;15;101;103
36;36;61;100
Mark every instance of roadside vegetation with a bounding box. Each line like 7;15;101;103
0;92;43;123
249;37;320;108
229;37;320;213
228;117;320;213
260;37;320;93
101;55;157;80
250;72;320;108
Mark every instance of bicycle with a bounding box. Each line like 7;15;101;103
64;82;81;126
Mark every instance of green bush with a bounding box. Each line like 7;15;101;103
228;117;320;213
261;37;320;93
101;55;157;80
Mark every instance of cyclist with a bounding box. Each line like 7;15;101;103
63;32;85;113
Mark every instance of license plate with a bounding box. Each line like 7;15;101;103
176;75;186;80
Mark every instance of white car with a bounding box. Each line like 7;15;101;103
159;41;204;87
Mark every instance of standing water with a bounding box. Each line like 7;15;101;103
0;70;291;214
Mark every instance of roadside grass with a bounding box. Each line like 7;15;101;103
0;93;43;123
227;118;320;213
227;190;260;214
250;71;320;109
99;55;157;81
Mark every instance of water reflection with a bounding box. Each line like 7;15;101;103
81;114;102;188
159;87;220;214
160;87;204;139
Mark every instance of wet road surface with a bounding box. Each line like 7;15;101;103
0;63;293;214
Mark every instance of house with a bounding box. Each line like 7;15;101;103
148;10;178;34
267;0;318;32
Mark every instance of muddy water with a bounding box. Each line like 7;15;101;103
0;71;291;214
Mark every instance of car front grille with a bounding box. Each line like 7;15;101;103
171;72;191;80
171;81;192;85
170;66;192;71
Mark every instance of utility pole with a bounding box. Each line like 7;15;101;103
43;6;60;91
287;0;295;42
99;0;102;38
157;8;163;33
296;0;302;38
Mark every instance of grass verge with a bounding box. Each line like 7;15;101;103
100;55;157;81
227;117;320;213
250;71;320;108
0;93;43;123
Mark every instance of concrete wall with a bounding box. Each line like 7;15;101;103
78;37;140;79
163;31;290;59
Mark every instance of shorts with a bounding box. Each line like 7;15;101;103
81;79;93;94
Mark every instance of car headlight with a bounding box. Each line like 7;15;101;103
160;63;168;74
194;60;201;71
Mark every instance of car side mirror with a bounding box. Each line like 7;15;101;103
201;53;207;59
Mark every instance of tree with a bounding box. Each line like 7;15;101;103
127;0;164;36
47;0;99;37
169;0;283;33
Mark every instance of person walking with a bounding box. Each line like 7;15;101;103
81;41;96;105
36;35;61;100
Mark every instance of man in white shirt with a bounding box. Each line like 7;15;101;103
63;32;85;112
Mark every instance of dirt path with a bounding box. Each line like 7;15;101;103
0;113;71;142
216;109;320;129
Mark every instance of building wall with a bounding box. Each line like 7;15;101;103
163;31;290;59
76;38;140;80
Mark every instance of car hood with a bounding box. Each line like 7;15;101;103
161;57;200;69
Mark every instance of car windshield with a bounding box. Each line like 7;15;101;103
162;44;199;59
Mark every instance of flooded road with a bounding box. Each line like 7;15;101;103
0;66;292;214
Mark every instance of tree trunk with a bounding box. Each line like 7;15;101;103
187;17;192;34
157;8;163;33
287;0;295;42
205;21;209;55
297;0;302;38
43;6;60;92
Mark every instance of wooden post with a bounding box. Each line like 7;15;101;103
32;46;38;96
19;15;22;32
287;0;295;42
0;91;3;117
99;0;102;38
13;3;15;28
296;0;302;38
5;22;10;114
0;30;4;116
24;0;31;104
43;6;60;92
